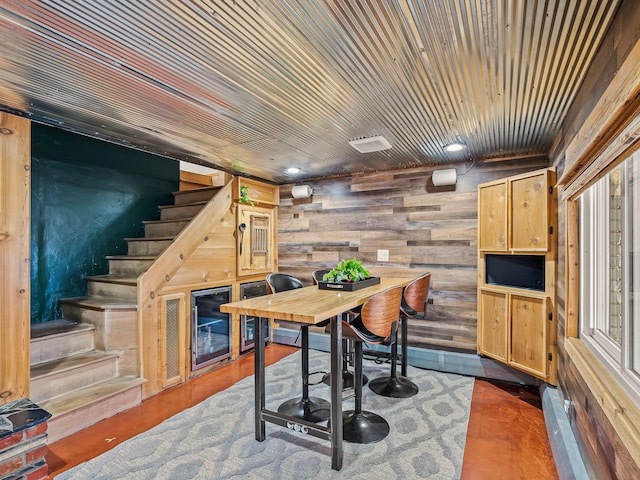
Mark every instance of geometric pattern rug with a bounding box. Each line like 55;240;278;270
57;349;474;480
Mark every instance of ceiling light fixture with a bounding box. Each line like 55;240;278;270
348;135;392;153
443;142;467;152
286;167;301;174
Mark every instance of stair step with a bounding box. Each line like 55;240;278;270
172;186;221;206
59;295;137;311
105;255;156;275
158;201;207;221
41;376;145;443
143;218;190;237
30;321;95;366
30;351;120;403
125;236;173;255
30;319;79;339
85;275;138;301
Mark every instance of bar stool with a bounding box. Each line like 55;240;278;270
369;272;431;398
266;272;330;423
335;285;403;443
311;269;367;389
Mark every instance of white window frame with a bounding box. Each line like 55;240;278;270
578;152;640;404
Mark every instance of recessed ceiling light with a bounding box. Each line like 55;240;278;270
444;142;467;152
286;167;301;174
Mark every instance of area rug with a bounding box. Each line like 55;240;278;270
57;349;474;480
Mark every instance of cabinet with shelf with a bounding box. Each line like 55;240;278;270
237;204;277;276
478;168;554;252
234;177;278;277
478;286;550;379
477;167;557;384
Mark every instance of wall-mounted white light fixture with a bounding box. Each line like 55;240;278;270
291;185;313;198
432;168;457;186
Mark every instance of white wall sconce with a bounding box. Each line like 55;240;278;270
291;185;313;198
432;168;457;186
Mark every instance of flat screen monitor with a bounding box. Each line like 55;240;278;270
485;254;545;291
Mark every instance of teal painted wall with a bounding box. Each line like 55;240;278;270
30;124;179;324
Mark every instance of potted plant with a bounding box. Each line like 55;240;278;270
239;185;254;205
319;258;380;291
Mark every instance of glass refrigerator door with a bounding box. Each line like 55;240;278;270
240;281;269;353
192;286;232;370
242;316;270;352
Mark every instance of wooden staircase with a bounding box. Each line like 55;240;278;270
30;186;222;442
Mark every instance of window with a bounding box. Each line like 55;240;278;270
578;151;640;399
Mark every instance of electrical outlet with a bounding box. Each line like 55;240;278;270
377;249;389;262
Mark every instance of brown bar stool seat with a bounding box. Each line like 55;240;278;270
333;285;403;443
267;272;330;423
312;269;367;389
369;272;431;398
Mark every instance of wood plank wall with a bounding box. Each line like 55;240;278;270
550;1;640;478
277;158;548;353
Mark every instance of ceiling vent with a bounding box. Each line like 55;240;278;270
348;135;392;153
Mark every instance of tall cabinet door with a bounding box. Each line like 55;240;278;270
0;113;30;405
510;295;548;378
478;182;508;251
478;289;508;362
510;172;551;251
160;293;186;388
237;204;276;276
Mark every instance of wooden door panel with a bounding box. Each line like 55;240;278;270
510;295;547;377
510;173;549;251
478;289;508;361
478;182;507;251
237;204;276;276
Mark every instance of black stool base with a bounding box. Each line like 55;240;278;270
322;371;368;389
277;396;330;423
369;375;419;398
341;410;390;443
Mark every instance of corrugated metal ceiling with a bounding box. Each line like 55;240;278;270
0;1;621;183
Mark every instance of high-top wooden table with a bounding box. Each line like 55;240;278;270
221;276;413;471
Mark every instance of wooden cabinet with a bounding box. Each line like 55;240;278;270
477;168;557;384
478;287;550;379
237;204;276;276
234;178;278;277
159;293;186;388
478;169;553;252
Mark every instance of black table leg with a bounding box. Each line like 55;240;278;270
255;316;266;441
330;313;343;470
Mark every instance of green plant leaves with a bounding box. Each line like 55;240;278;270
323;258;371;283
